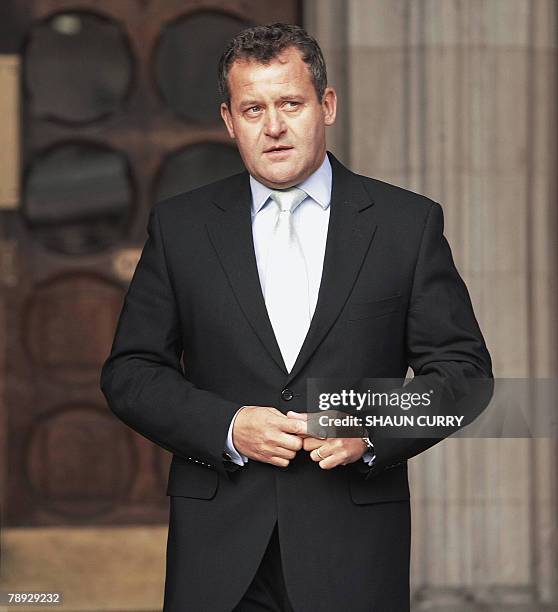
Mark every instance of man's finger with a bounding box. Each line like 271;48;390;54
269;456;290;468
280;417;308;436
303;437;325;451
286;411;308;420
310;446;330;462
310;446;342;470
317;455;342;470
278;446;299;460
276;432;304;452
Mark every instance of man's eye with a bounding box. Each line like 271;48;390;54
286;101;300;108
247;106;261;114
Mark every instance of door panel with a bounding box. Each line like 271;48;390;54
3;0;301;526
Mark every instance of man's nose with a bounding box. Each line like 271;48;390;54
264;110;286;137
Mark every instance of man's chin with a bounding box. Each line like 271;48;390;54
254;164;303;189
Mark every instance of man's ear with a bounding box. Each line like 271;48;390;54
322;87;337;126
220;103;236;139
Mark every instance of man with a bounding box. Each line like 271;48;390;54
100;23;492;612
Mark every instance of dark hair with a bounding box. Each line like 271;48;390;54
218;23;327;107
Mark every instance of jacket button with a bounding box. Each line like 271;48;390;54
281;388;294;401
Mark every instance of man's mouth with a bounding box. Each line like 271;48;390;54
264;146;293;156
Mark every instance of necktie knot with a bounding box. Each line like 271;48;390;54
270;187;307;214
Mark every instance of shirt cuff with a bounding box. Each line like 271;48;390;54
224;407;249;466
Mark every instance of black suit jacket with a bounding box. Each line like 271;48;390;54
100;151;492;612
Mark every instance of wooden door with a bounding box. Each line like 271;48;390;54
2;0;300;527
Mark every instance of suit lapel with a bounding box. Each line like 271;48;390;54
285;152;377;383
205;151;378;380
206;172;288;373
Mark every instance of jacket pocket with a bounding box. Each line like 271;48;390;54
166;455;219;500
347;294;403;321
348;462;410;504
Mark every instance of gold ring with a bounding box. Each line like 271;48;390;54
316;447;325;460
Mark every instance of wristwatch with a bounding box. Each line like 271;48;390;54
361;430;376;467
360;426;374;449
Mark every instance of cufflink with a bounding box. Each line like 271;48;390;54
222;451;232;461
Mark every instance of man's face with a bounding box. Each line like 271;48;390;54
220;46;337;189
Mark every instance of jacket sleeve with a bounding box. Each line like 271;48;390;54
356;201;494;480
100;205;242;476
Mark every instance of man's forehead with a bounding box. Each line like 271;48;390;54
236;73;301;92
228;50;311;94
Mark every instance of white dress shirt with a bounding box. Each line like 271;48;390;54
224;153;375;467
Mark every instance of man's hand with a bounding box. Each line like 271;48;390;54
287;411;367;469
233;406;307;467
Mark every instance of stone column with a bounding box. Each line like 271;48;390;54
305;1;557;608
304;0;351;164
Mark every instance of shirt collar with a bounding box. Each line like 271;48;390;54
249;152;332;215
